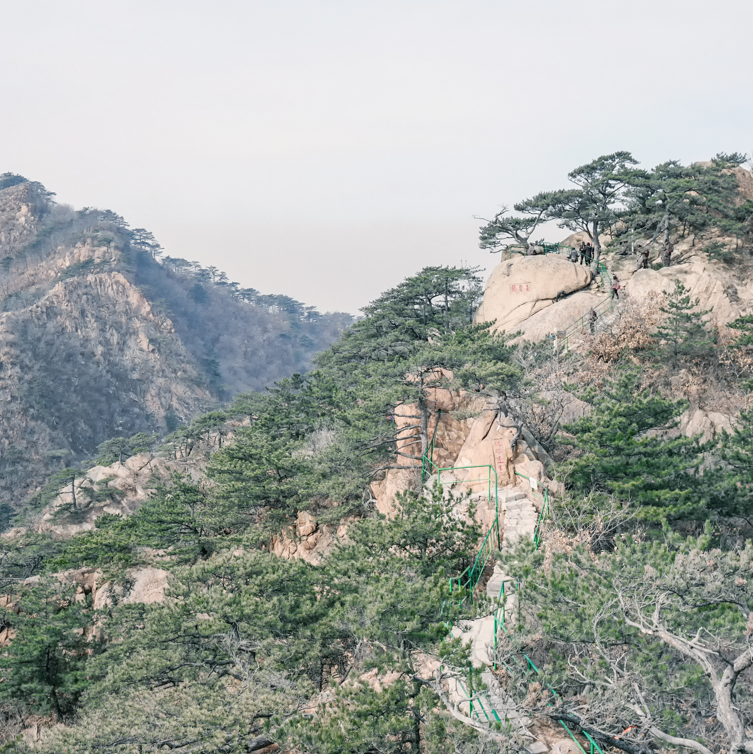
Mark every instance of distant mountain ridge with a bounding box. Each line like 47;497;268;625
0;173;352;514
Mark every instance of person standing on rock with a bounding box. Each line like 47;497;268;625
584;243;593;267
662;238;674;267
589;308;598;334
639;245;650;269
611;275;621;300
569;246;579;263
579;241;587;265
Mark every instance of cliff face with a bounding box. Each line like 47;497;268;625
0;176;351;515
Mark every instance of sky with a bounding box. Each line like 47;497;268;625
1;0;751;314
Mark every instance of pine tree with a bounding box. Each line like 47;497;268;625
0;578;93;720
652;279;713;363
94;432;157;465
562;371;705;519
316;266;520;468
498;527;753;754
707;406;753;521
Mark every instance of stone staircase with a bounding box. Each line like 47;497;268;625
430;474;575;751
501;489;539;546
446;484;542;737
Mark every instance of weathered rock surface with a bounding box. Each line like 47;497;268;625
625;254;753;326
0;177;352;516
371;385;484;516
475;255;594;335
270;517;351;566
678;408;735;443
93;566;170;608
514;288;604;341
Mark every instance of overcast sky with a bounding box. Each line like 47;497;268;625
1;1;751;313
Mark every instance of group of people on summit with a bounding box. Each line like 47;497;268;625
562;237;674;270
568;241;595;266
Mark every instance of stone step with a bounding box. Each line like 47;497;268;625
451;615;496;668
504;495;537;505
486;583;505;600
485;567;512;599
472;489;527;504
480;670;532;727
503;501;535;511
503;533;534;547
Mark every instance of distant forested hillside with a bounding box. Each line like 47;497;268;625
0;174;352;513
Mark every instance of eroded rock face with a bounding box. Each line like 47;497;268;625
625;254;753;326
94;567;170;608
371;468;418;517
296;511;318;537
475;255;594;335
514;289;605;342
679;408;734;443
371;386;486;517
270;519;350;565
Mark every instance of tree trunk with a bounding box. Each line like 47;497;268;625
71;478;76;511
419;395;429;460
714;650;753;754
444;280;450;334
591;221;602;263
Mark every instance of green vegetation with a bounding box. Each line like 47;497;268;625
651;279;714;363
479;152;753;261
562;371;704;519
498;526;753;754
0;580;91;721
3;153;753;752
0;178;354;517
3;487;483;753
94;432;157;465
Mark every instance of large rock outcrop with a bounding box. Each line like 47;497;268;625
474;255;594;337
624;254;753;326
371;388;549;517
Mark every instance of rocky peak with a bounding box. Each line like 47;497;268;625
0;176;352;521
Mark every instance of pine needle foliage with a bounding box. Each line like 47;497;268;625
651;279;713;363
562;371;705;519
498;527;753;754
0;579;94;720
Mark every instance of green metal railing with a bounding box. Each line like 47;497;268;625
422;438;556;728
494;579;607;754
559;293;616;352
422;424;500;579
489;480;606;754
424;431;607;750
423;457;500;602
449;518;499;602
422;439;503;721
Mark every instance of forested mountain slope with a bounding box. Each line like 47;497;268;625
4;153;753;754
0;174;351;516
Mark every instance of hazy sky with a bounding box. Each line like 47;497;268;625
1;1;751;313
